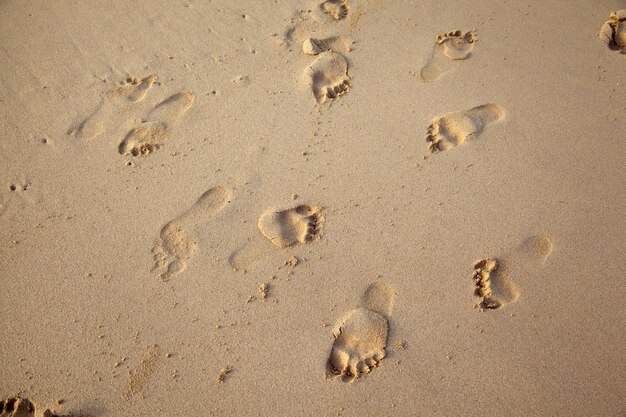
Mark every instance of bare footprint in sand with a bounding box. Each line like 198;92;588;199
599;10;626;53
420;30;477;82
305;51;350;104
152;186;230;281
321;0;349;21
302;36;352;56
473;235;553;310
425;103;505;153
327;282;395;381
227;203;324;272
107;74;158;103
119;91;196;157
0;398;35;417
68;75;157;140
68;101;110;140
258;204;323;248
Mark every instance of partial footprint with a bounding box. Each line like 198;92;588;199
302;36;351;56
305;51;350;104
68;102;108;140
152;186;230;281
599;10;626;53
419;30;477;82
321;0;349;21
258;204;323;248
520;234;553;264
107;74;158;103
425;103;505;153
472;258;518;310
119;91;196;157
0;398;34;417
327;282;395;381
472;234;553;310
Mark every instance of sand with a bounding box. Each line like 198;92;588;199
0;0;625;416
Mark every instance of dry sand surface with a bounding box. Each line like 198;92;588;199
1;0;625;416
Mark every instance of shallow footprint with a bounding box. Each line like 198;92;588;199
420;30;477;82
327;282;395;381
473;234;553;311
107;74;158;103
258;204;323;248
321;0;349;20
304;51;350;104
599;10;626;53
302;36;351;56
119;91;196;157
153;186;230;281
425;103;504;153
68;102;109;140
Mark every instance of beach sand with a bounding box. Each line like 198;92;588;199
0;0;625;416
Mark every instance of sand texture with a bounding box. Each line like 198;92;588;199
0;1;625;416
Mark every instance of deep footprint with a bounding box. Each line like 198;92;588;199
152;186;230;281
420;30;477;82
305;51;350;104
425;103;504;153
599;10;626;52
119;91;196;157
327;283;395;381
258;204;323;248
0;398;35;417
473;235;553;311
472;258;518;310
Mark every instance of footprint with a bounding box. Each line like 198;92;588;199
304;51;350;104
302;36;351;56
419;30;477;82
425;103;505;153
520;234;553;264
321;0;349;20
0;398;35;417
68;102;109;140
107;74;158;103
599;10;626;53
472;258;518;310
473;235;553;311
327;283;395;381
152;186;230;281
118;91;196;157
257;204;323;248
